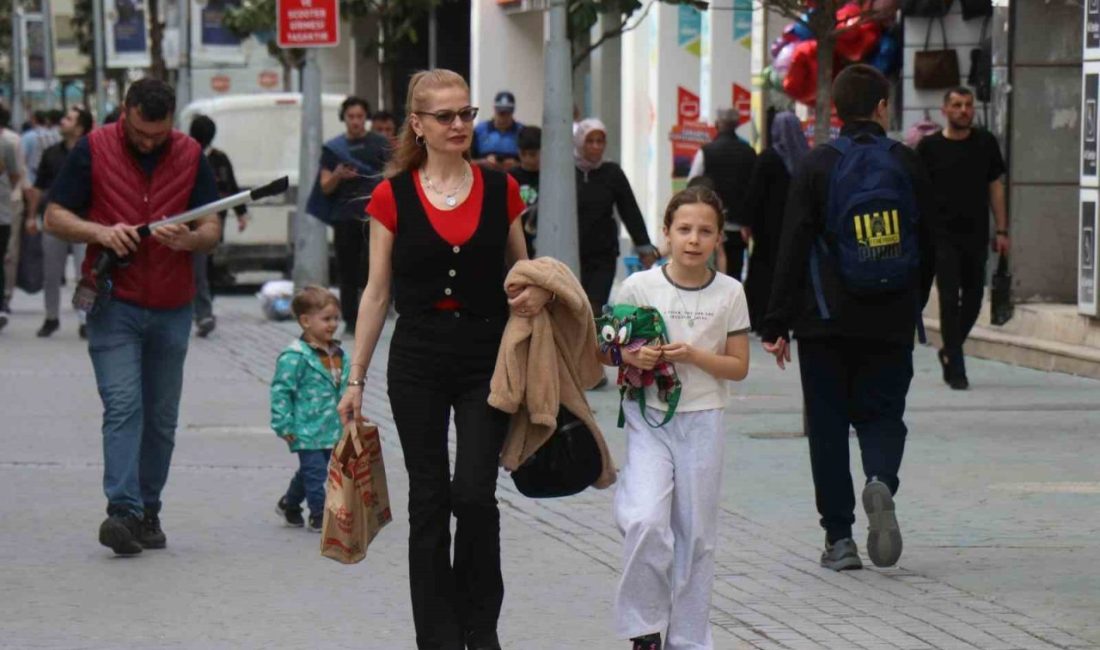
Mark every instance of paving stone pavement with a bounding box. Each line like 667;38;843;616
1;291;1097;649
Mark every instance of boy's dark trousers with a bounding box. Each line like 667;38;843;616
935;237;988;373
284;448;333;517
797;337;913;543
387;312;510;650
334;218;370;328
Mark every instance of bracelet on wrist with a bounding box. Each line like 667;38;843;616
347;378;366;387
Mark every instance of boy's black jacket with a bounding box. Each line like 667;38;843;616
762;121;938;347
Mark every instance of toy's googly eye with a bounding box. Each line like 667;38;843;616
600;325;616;342
617;326;629;344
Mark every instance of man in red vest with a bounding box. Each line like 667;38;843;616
44;79;221;556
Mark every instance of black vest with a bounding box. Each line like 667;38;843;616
701;131;756;227
390;169;510;321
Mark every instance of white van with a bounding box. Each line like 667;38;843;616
179;93;347;285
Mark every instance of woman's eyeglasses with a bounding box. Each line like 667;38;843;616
415;107;479;125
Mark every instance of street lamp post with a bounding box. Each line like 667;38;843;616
538;0;579;275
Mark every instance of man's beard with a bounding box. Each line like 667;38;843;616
949;116;973;131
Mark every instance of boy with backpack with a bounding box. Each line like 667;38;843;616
761;65;937;571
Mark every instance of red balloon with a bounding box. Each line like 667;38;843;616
783;40;819;105
835;2;882;62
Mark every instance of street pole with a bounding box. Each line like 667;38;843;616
292;49;329;288
176;0;191;118
538;0;579;275
12;4;24;128
92;0;107;120
428;5;437;69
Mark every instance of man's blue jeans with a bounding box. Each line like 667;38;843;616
285;449;333;517
87;299;192;518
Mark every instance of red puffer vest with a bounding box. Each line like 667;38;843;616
81;120;201;309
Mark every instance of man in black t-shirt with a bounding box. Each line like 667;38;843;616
917;87;1008;390
317;96;389;331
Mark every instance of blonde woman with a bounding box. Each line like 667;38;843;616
337;69;549;650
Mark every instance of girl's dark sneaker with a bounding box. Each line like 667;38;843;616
276;496;304;527
308;513;323;532
98;514;143;556
140;511;167;549
631;633;662;650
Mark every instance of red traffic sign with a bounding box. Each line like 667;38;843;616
277;0;340;48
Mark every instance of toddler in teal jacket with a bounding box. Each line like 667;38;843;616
270;286;350;531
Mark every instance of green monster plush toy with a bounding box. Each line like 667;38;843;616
596;304;682;428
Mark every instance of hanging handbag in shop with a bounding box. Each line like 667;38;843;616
914;17;960;90
902;0;952;17
990;254;1014;326
511;407;603;499
959;0;992;20
967;16;993;103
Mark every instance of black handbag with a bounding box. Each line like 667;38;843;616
990;254;1013;326
902;0;952;17
16;230;44;294
967;17;992;103
959;0;992;20
511;407;602;499
914;17;961;90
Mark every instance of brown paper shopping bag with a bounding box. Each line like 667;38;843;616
320;420;392;564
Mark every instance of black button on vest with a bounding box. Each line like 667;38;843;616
390;169;510;321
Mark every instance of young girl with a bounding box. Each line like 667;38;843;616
270;286;349;532
606;186;751;650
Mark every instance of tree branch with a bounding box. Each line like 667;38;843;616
572;0;656;70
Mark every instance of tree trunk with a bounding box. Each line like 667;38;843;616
148;0;167;80
811;4;836;145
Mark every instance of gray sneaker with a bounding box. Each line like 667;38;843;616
863;479;903;567
821;537;862;571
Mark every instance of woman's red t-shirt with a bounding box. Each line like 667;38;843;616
367;165;525;242
367;165;525;310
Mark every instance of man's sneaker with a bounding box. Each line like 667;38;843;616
863;479;903;567
820;537;862;571
465;630;502;650
140;511;167;549
196;316;216;338
948;373;969;390
308;513;323;532
98;514;143;556
37;319;60;337
276;496;304;527
630;633;662;650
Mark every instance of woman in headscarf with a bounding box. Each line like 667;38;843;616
574;118;658;317
744;110;809;328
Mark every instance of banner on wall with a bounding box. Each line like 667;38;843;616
732;84;751;126
192;0;246;65
677;87;700;126
678;5;702;56
105;0;151;68
669;121;717;180
52;0;91;77
21;14;50;91
732;0;752;46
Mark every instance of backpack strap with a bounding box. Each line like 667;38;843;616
809;244;832;320
637;384;678;428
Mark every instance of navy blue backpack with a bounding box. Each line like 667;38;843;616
810;134;926;341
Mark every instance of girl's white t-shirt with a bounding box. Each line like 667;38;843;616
613;265;751;413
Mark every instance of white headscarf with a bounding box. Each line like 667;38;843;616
574;117;608;174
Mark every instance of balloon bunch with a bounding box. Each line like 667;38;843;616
764;1;902;106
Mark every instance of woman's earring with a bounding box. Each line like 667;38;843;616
415;135;425;147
